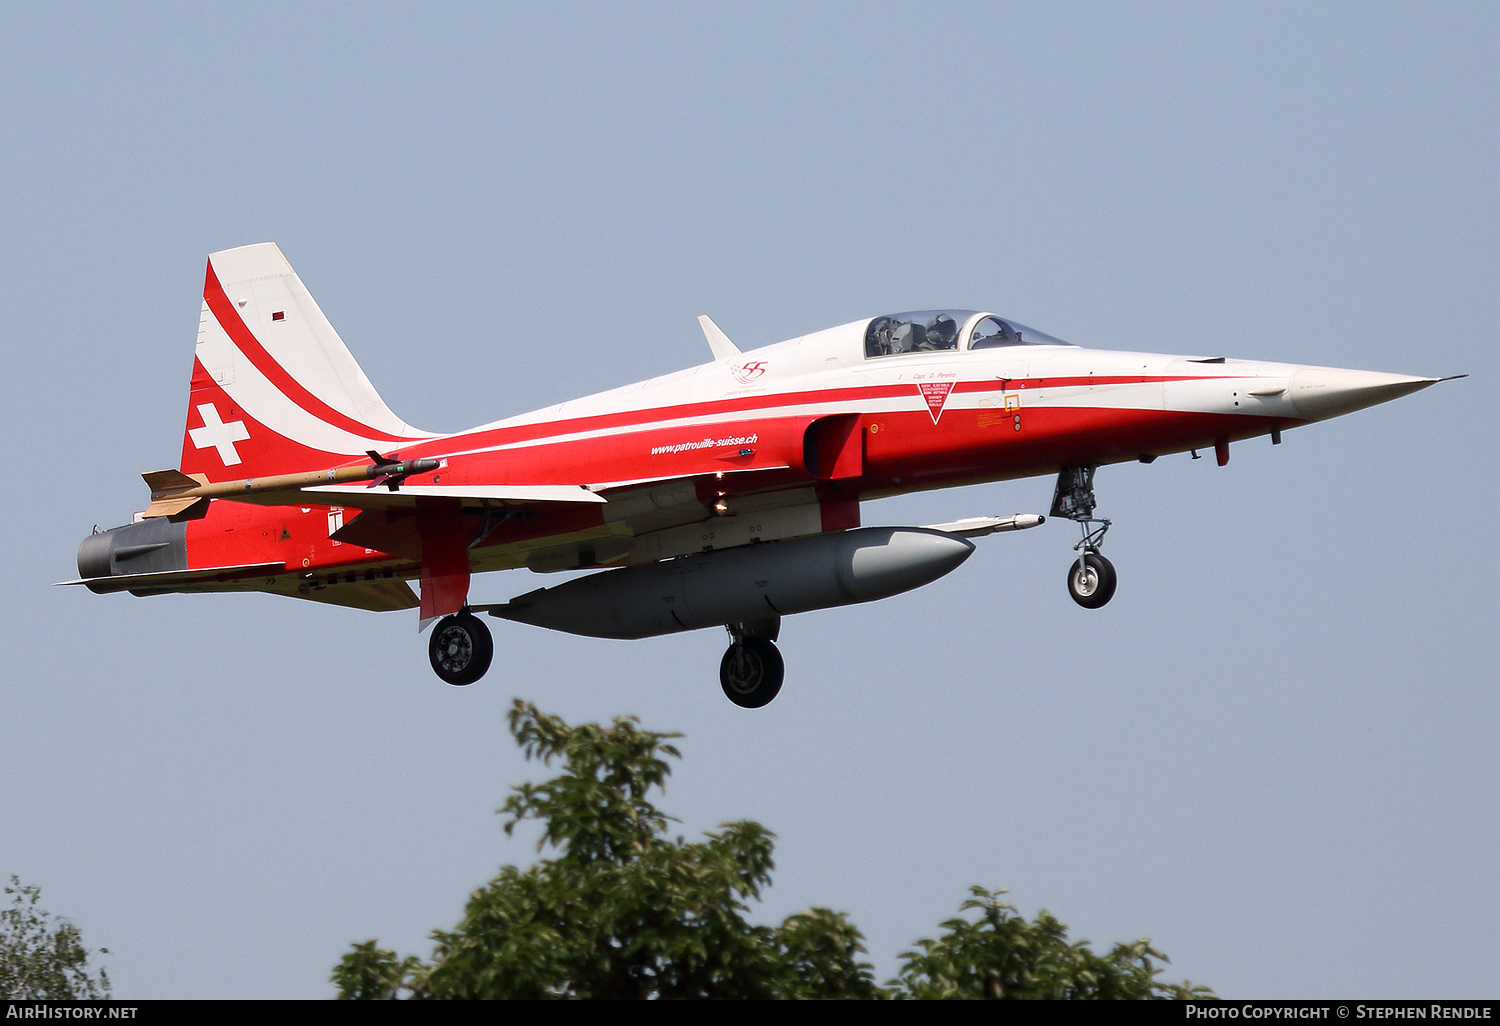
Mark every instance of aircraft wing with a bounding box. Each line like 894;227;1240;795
137;465;606;521
300;483;605;509
264;577;420;611
308;483;609;563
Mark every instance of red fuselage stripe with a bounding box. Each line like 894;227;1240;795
400;374;1229;461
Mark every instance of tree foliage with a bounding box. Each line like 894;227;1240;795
893;886;1212;1000
334;701;1209;1000
334;701;876;999
1;877;110;1000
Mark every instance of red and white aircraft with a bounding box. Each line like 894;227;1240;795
70;243;1452;707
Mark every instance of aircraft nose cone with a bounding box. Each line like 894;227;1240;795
1289;366;1439;420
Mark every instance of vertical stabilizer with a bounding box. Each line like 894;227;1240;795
180;243;434;481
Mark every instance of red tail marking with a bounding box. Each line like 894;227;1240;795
202;262;411;445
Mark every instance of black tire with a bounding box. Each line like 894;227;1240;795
1067;551;1117;609
719;637;785;709
428;612;494;686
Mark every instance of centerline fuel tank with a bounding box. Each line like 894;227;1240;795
490;526;975;639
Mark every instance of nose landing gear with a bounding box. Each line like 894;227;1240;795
1052;466;1117;609
1067;549;1117;608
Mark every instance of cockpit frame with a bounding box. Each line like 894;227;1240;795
862;310;1071;360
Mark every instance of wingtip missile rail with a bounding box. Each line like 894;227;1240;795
139;457;445;520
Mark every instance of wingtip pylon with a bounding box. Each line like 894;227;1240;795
698;315;741;361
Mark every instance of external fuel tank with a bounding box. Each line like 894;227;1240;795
490;526;975;639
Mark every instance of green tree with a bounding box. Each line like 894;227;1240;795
1;877;111;1000
333;701;877;999
893;886;1213;1000
333;701;1209;1000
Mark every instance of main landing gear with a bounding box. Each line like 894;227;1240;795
428;609;494;686
720;618;785;709
1052;466;1117;609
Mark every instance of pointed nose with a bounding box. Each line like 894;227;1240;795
1289;366;1440;420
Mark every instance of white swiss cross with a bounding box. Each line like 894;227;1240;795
189;402;251;466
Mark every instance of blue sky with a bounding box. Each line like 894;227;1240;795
2;3;1494;998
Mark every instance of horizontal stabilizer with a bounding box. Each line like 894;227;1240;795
59;561;287;594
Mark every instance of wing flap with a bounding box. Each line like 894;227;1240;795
269;578;420;611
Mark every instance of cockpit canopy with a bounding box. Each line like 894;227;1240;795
864;310;1070;359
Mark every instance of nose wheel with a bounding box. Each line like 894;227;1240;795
1052;465;1118;609
1067;550;1117;608
428;610;494;685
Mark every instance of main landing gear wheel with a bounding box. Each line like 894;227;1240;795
1067;551;1117;609
428;611;494;686
719;636;785;709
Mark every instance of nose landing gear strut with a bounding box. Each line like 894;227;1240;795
1052;466;1117;609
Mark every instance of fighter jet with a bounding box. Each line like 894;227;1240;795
66;243;1455;707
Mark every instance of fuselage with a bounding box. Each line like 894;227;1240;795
112;308;1429;600
70;244;1448;703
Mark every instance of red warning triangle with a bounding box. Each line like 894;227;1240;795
917;381;956;423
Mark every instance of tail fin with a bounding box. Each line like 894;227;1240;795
180;243;433;482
